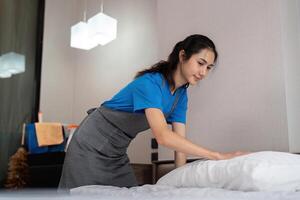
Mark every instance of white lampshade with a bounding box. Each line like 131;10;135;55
0;71;12;78
88;12;117;46
71;21;98;50
0;52;25;78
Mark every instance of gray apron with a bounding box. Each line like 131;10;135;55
58;93;181;190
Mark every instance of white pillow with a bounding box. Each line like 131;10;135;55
157;151;300;191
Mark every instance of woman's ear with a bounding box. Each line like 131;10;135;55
179;50;186;62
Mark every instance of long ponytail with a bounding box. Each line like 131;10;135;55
135;34;218;90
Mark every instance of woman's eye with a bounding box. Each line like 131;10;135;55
198;62;204;66
207;66;212;70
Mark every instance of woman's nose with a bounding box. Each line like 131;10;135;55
199;66;207;76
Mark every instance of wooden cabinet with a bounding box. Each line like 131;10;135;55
27;153;154;188
27;152;65;188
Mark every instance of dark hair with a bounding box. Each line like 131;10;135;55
135;34;218;90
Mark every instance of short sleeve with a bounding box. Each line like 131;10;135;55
132;77;163;112
167;89;188;124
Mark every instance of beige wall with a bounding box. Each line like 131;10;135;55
41;0;300;163
72;0;158;164
156;0;290;160
280;0;300;153
40;0;158;163
40;0;75;124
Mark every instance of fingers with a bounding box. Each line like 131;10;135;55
214;151;251;160
222;151;249;160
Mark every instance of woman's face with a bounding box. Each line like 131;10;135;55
179;48;215;85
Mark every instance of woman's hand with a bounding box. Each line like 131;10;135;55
213;151;250;160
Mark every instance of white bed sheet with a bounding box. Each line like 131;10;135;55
71;184;300;200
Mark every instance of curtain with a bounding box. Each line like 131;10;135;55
0;0;44;186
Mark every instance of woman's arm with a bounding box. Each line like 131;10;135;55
145;108;246;160
172;122;187;167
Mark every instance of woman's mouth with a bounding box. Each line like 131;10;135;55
194;75;202;81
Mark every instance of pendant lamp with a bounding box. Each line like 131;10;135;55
70;0;117;50
0;52;25;78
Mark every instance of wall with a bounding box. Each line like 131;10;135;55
40;0;75;124
71;0;159;163
280;0;300;153
41;0;299;163
41;0;158;163
156;0;290;159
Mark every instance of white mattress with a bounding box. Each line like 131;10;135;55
70;184;300;200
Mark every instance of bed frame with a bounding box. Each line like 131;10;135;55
150;137;206;183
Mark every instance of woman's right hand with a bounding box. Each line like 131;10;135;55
213;151;250;160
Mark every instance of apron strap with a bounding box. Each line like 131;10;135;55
87;108;97;115
166;90;182;118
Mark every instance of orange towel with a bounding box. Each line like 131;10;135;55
34;123;64;147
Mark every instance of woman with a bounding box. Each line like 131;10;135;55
59;34;246;190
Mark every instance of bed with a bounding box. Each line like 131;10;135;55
69;151;300;200
70;184;300;200
1;185;298;200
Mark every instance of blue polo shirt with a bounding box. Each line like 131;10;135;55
102;72;188;124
